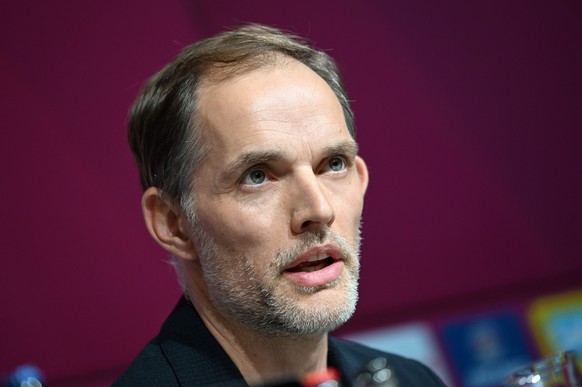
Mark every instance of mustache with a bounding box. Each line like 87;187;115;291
273;228;357;270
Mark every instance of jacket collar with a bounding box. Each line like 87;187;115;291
160;296;354;386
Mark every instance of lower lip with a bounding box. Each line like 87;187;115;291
283;260;344;287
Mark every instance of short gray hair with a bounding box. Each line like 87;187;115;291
128;24;355;208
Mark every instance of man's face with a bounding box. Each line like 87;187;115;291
187;59;368;336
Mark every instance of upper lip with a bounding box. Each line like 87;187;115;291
284;244;342;270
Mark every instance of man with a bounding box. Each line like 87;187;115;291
115;24;444;386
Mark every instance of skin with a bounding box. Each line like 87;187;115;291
142;57;369;385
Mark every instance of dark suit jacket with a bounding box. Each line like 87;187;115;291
114;297;445;386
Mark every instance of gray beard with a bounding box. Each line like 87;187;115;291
193;225;361;337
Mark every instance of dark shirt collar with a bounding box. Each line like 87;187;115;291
161;296;358;386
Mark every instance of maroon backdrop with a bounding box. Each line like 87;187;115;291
1;1;581;385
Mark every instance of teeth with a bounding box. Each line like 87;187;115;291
305;253;328;262
302;262;327;272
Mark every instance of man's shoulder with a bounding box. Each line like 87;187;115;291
329;337;446;386
329;336;388;358
113;297;246;386
113;335;178;387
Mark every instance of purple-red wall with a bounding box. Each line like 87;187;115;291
2;1;581;385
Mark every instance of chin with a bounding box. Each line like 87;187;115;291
276;288;358;335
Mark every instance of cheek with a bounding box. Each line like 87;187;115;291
332;183;364;214
197;199;284;252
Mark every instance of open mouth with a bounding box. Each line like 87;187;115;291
286;257;335;273
283;248;344;287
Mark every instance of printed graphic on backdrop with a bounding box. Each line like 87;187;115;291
439;308;535;387
528;289;582;367
345;322;454;386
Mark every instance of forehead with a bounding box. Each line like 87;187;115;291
196;59;352;157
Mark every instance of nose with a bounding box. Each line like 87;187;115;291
290;171;335;234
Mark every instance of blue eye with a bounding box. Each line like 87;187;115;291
328;157;346;172
242;169;267;185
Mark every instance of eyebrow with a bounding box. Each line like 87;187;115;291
322;140;359;159
221;139;359;180
221;150;285;180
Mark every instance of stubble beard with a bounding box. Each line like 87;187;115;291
189;216;362;337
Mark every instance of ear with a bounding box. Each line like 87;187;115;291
141;187;196;260
355;155;369;195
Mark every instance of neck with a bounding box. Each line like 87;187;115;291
208;315;329;385
184;280;329;385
